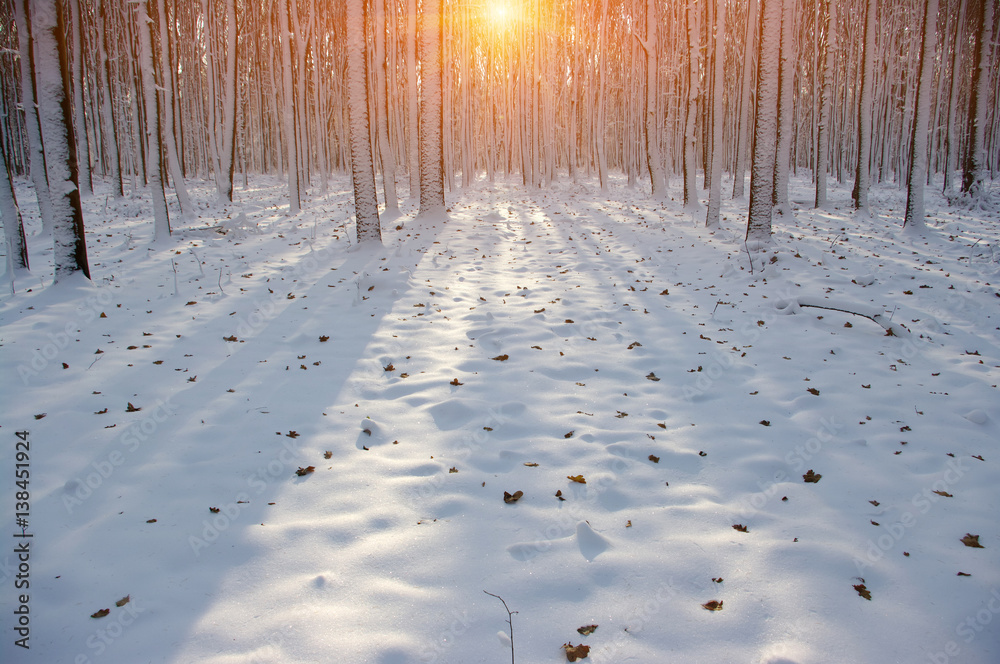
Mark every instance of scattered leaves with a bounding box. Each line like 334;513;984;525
384;364;395;372
91;608;110;619
854;584;872;600
577;625;598;636
209;507;220;513
628;341;642;349
933;490;953;498
648;454;660;463
295;466;316;477
449;467;458;473
492;354;510;361
702;600;723;611
185;301;197;306
126;402;141;412
503;490;524;504
34;413;46;420
564;431;574;438
562;643;591;661
324;451;332;459
759;419;770;426
958;572;972;577
803;469;822;483
115;596;130;608
146;519;156;523
567;475;587;484
646;372;660;381
807;387;820;396
524;462;539;467
712;577;723;583
223;335;238;342
319;335;330;342
961;534;984;548
732;524;748;533
286;431;300;438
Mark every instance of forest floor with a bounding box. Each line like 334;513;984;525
2;173;999;664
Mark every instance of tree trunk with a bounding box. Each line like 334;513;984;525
852;0;877;212
374;0;398;212
641;0;665;199
406;0;419;197
814;0;836;208
732;0;758;199
705;0;725;227
158;0;191;213
97;0;123;197
347;0;381;243
69;0;92;196
683;0;700;210
33;0;90;280
942;0;968;193
139;0;170;241
0;131;30;278
772;0;795;215
961;0;994;204
418;0;445;214
904;0;939;229
280;0;300;213
746;0;782;245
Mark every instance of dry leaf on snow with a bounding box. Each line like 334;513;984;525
702;600;723;611
577;624;598;636
503;490;524;504
562;643;590;661
961;534;984;548
803;469;822;483
295;466;315;476
567;475;587;484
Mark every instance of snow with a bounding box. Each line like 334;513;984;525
2;173;999;664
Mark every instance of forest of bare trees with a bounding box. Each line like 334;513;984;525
1;0;997;277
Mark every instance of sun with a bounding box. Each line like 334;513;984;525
487;0;512;27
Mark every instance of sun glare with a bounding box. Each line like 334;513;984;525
488;0;511;27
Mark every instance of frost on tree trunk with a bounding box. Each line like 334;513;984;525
0;135;30;280
69;0;92;197
814;0;836;208
705;0;725;227
374;0;398;213
732;0;758;200
771;0;795;217
280;0;300;214
139;0;170;242
746;0;782;247
418;0;445;215
852;0;877;213
942;0;968;194
682;0;700;211
32;0;90;281
97;0;122;198
157;0;191;214
961;0;994;206
406;0;419;198
207;0;238;203
14;0;55;235
347;0;381;244
904;0;939;230
638;0;665;200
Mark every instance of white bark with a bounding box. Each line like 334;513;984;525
733;0;758;199
814;0;836;208
374;0;398;212
347;0;381;242
961;0;994;203
419;0;445;214
706;0;725;227
772;0;795;215
852;0;876;212
747;0;782;245
139;1;170;242
683;0;700;211
904;0;939;229
279;0;300;214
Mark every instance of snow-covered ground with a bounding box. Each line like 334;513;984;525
1;173;998;664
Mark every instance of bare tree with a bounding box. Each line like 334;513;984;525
346;0;380;242
904;0;939;229
747;0;783;246
852;0;877;213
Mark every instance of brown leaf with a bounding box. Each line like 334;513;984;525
524;462;539;467
295;466;316;476
803;469;822;483
627;341;642;349
115;595;130;607
958;572;972;576
854;584;872;600
759;420;771;426
807;387;820;396
564;431;574;438
146;519;156;523
286;431;300;438
450;378;464;386
577;624;598;636
702;600;723;611
564;319;575;324
223;335;238;342
961;534;984;548
659;288;669;295
657;423;666;429
646;372;660;381
732;524;748;533
555;490;565;501
34;413;46;420
94;408;108;414
126;402;141;412
449;467;458;473
185;301;197;306
209;507;220;513
384;364;395;372
491;354;509;361
324;451;333;459
712;577;723;583
567;475;587;484
319;335;330;342
503;490;523;504
933;490;953;498
91;608;110;619
648;454;660;463
562;643;591;661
